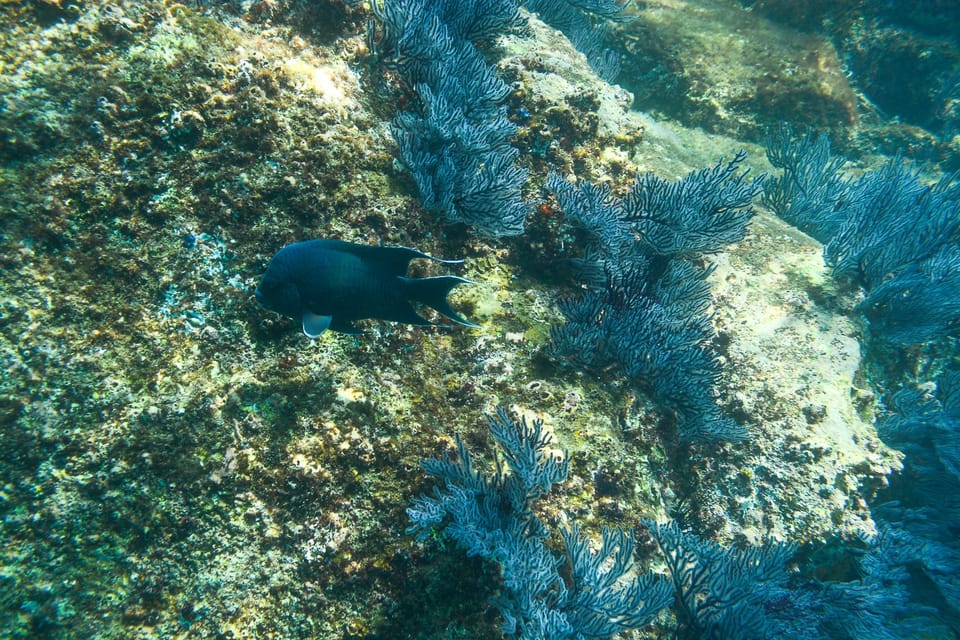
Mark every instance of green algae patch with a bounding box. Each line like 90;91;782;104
617;0;858;143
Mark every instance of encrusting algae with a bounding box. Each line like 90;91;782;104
1;0;955;638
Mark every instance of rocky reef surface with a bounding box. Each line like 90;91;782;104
0;0;948;638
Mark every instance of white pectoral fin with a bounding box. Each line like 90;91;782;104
302;312;332;338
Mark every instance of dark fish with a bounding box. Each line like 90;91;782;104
255;239;479;337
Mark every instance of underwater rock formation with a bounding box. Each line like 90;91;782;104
0;1;938;638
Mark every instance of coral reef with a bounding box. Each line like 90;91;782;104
0;0;947;638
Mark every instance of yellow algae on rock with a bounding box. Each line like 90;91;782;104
336;386;365;404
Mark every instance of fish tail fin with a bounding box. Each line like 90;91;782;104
402;276;480;328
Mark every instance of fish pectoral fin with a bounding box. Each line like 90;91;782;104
302;312;333;338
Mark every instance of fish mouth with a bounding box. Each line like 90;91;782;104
254;288;265;304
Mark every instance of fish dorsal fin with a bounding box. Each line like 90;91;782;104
302;312;332;338
326;240;464;276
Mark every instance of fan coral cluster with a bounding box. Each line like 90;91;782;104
547;152;763;442
408;409;673;639
764;126;960;345
644;518;932;640
371;0;530;237
409;411;921;639
873;370;960;630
